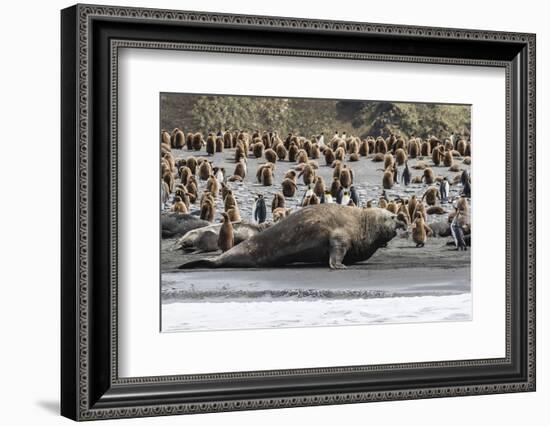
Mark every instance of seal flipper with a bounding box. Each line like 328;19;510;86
178;258;220;269
328;232;350;270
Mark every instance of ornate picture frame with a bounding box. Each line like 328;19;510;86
61;4;536;420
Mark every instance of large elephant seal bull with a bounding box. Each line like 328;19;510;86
179;204;405;269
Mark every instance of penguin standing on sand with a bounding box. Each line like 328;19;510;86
336;185;359;206
301;184;315;206
402;161;411;186
439;177;450;203
451;208;467;251
253;194;267;224
321;190;334;204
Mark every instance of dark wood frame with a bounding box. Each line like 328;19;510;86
61;3;536;421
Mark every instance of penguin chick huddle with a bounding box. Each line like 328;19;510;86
161;128;472;254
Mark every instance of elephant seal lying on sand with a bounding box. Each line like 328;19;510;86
161;213;210;239
175;221;270;253
179;204;405;269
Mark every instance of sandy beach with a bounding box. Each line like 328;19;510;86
160;141;471;332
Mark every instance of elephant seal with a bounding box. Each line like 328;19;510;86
161;213;210;239
178;204;405;269
175;221;270;253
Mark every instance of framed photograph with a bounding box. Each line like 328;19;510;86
61;4;536;421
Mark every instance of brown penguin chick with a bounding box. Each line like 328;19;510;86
217;212;234;252
339;167;353;188
284;170;297;181
200;199;215;222
449;164;461;172
173;129;186;149
262;131;272;149
299;164;315;185
261;166;273;186
422;186;440;206
462;156;471;165
281;178;297;197
422;168;435;184
271;192;285;212
185;132;194;150
324;147;336;165
347;139;359;154
371;152;384;162
313;176;326;198
200;191;215;207
349;152;360;162
432;145;443;166
309;193;320;205
396;211;410;226
185;156;198;175
310;144;320;159
233;158;247;179
359;140;369;156
288;143;299;162
398;201;411;224
174;188;190;210
379;198;388;209
226;207;241;222
383;166;395;189
411;176;423;184
429;136;440;151
264;148;277;163
233;143;245;163
191;132;203;151
163;171;174;193
227;175;243;182
296;149;309;164
198;160;212;181
171;196;188;214
334;147;346;162
205;175;219;198
411;161;427;170
375;138;388;154
365;200;373;208
303;140;313;157
426;206;446;215
223;130;233;148
223;190;237;211
205;134;216;155
408;195;418;219
252;142;264;159
330;177;342;198
276;144;287;161
445;139;454;151
408;140;420;158
179;166;192;185
383;153;394;170
163;152;176;172
386;201;398;214
256;163;275;183
272;207;290;222
443;150;454;167
395;148;407;165
332;160;343;180
420;141;431;156
413;202;428;222
411;213;432;247
185;178;198;204
161;130;171;146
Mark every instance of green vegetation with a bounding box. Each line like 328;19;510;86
161;93;470;140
